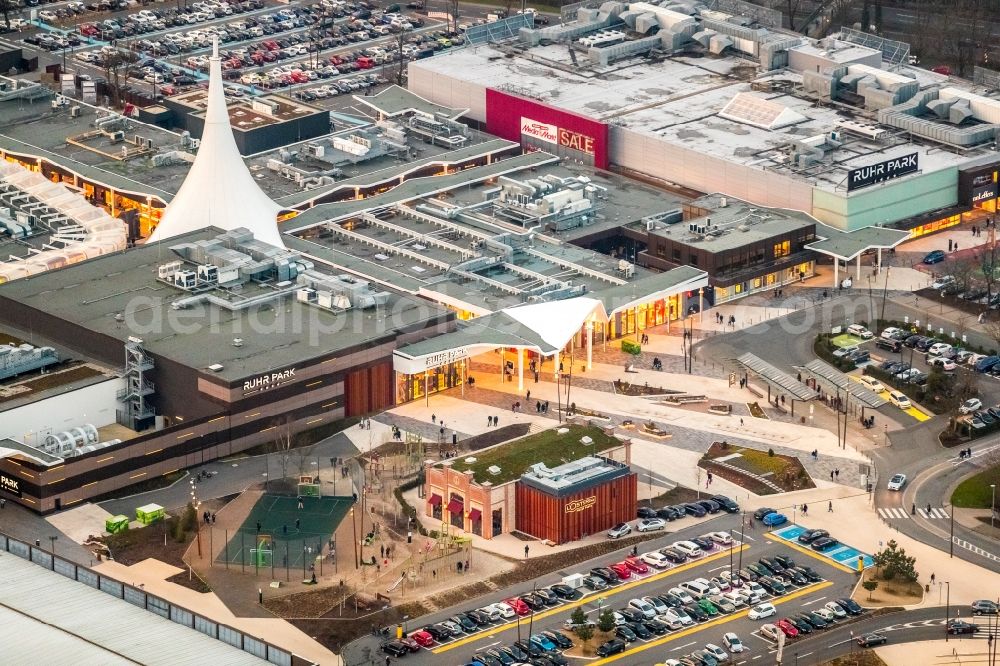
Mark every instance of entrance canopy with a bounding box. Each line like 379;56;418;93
799;359;888;408
393;297;607;375
735;353;819;402
806;223;910;262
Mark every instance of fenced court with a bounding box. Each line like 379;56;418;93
216;494;353;572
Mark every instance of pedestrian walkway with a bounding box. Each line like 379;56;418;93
878;507;950;520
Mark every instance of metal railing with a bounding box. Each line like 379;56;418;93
0;530;315;666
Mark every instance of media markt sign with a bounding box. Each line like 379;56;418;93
520;117;558;144
847;153;919;191
565;496;597;513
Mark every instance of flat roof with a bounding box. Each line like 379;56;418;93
519;455;631;497
411;44;998;192
808;223;911;260
800;358;888;408
736;352;818;402
171;89;322;126
352;85;467;120
0;228;446;382
0;552;267;665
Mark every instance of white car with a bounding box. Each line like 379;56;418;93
928;342;954;357
748;602;776;620
881;326;903;340
932;275;955;290
477;605;501;621
628;598;657;619
673;540;703;558
612;611;626;626
722;590;747;607
643;595;669;615
488;602;516;620
813;607;836;621
960;398;983;414
723;632;745;653
693;577;721;595
668;586;694;603
705;643;730;662
637;517;666;532
824;601;847;618
759;623;780;641
887;473;907;491
706;531;732;545
664;608;693;626
847;324;873;339
640;551;670;569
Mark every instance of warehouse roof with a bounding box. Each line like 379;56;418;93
0;552;267;665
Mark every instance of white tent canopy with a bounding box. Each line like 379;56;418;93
502;297;607;351
147;38;283;247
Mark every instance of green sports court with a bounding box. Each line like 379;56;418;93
216;494;354;570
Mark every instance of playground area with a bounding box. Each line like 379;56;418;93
215;494;353;570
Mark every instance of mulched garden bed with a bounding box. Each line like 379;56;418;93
613;381;681;396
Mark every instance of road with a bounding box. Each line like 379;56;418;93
344;510;950;665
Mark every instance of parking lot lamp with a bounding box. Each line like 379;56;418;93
991;484;996;531
945;581;951;642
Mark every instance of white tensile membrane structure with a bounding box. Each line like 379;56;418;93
147;37;284;247
0;161;127;284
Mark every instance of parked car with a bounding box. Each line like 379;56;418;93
837;598;864;615
748;603;776;620
683;503;708;517
641;551;670;569
722;632;744;653
797;529;829;544
887;473;907;491
596;639;626;656
710;495;740;513
753;507;777;520
847;324;873;338
380;640;410;657
759;623;780;641
582;575;607;590
607;522;632;539
824;602;847;619
637;517;667;532
811;537;840;552
923;250;946;264
637;506;657;519
960;398;984;414
775;618;799;638
762;512;787;527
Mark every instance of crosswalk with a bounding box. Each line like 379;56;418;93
878;506;950;520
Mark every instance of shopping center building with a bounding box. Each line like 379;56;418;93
408;2;1000;237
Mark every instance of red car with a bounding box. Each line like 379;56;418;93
399;637;421;652
776;619;799;638
609;562;633;580
503;597;531;616
410;629;434;647
623;557;649;574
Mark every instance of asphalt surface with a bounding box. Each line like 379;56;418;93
343;511;924;666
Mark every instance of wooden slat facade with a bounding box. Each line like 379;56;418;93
515;473;637;545
344;361;395;416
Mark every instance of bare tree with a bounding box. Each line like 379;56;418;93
270;417;295;484
99;46;141;108
949;255;978;294
394;27;409;86
978;243;1000;306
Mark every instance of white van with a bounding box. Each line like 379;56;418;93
847;324;873;339
888;390;911;409
680;580;711;599
673;540;703;558
858;376;885;393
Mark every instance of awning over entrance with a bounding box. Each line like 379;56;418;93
806;223;910;262
735;353;819;402
393;297;607;375
799;359;888;408
428;494;442;506
446;498;463;514
468;508;482;522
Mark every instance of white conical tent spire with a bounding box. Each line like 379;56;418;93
148;37;284;247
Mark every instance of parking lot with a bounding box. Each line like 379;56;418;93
17;0;472;104
355;512;869;666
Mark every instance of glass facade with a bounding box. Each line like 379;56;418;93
396;361;465;404
714;261;814;303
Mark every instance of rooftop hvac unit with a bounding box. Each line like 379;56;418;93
173;270;196;288
70;106;82;118
109;130;125;142
196;264;218;283
158;261;182;279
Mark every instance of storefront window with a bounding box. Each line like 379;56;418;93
396;361;465;403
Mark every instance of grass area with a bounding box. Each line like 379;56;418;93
446;425;621;484
831;333;865;348
952;464;1000;508
700;442;813;493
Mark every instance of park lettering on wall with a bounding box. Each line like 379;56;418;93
0;472;22;497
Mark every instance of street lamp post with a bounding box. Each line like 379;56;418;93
945;581;951;642
991;484;997;531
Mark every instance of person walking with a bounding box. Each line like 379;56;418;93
524;545;529;559
828;501;833;512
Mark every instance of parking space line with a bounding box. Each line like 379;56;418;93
592;581;834;664
429;544;750;654
766;532;856;573
801;595;826;606
670;640;696;651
